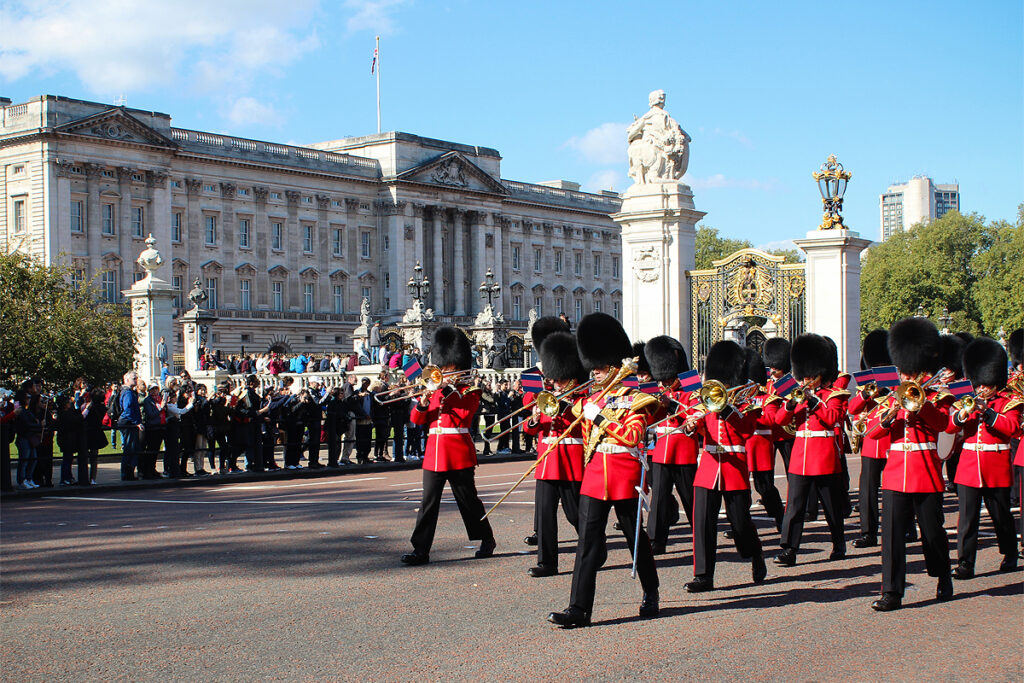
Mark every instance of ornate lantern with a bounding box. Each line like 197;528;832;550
812;154;851;230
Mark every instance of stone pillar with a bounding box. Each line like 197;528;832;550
793;228;871;373
85;163;103;278
431;206;446;314
492;213;505;313
147;170;171;280
122;236;176;384
612;181;705;357
471;211;488;316
116;167;134;284
185;178;203;286
254;187;269;308
285;191;301;310
453;208;467;316
385;200;407;315
316;194;332;314
412;204;427;271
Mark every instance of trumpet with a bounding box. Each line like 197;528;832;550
484;379;596;444
952;395;976;414
373;366;472;404
647;380;755;431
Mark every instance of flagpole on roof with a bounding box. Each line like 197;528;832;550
375;35;381;134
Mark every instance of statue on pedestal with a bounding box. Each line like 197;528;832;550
627;90;691;184
359;297;372;328
136;234;164;278
187;277;208;311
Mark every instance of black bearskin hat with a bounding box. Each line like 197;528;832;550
860;330;890;370
539;332;588;385
743;347;768;386
1009;328;1023;367
954;331;974;345
576;313;632;372
644;335;689;382
430;326;472;370
962;337;1008;389
888;317;941;375
704;340;745;388
791;333;835;382
939;334;966;379
530;316;569;352
763;337;791;373
632;341;650;377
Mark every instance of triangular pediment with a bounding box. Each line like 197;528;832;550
394;151;507;195
55;108;177;148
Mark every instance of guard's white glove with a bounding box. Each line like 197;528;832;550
583;402;601;422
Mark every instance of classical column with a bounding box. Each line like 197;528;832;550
116;167;133;283
147;170;171;281
385;200;407;315
316;194;331;314
453;208;467;316
793;228;871;373
431;205;446;314
253;187;269;308
285;190;301;310
491;212;504;314
412;203;427;274
184;178;203;289
471;211;488;316
345;197;361;279
85;163;103;278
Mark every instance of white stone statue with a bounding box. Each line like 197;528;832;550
136;234;164;278
402;299;435;324
474;304;504;327
359;297;371;327
627;90;691;184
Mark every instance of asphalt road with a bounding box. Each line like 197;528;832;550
2;459;1022;681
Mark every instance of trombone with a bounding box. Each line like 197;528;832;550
647;380;756;432
373;366;472;404
893;367;948;412
484;379;596;444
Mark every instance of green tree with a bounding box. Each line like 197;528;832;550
766;248;804;264
0;251;136;391
860;210;1000;335
694;225;752;270
971;213;1024;335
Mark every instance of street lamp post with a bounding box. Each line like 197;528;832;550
812;154;852;230
938;307;953;334
479;267;501;311
407;261;430;304
915;304;928;319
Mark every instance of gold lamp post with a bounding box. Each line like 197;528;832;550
812;154;852;230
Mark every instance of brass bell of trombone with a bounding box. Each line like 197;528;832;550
895;380;926;412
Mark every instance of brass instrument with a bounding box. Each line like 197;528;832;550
849;414;869;453
373;366;472;404
861;382;880;399
483;379;596;444
482;358;638;520
952;395;976;415
893;368;949;413
647;381;756;431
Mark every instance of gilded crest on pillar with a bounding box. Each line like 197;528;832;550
727;257;772;312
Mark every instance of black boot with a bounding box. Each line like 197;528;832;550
400;551;429;566
871;593;902;612
475;537;496;558
639;590;659;617
774;547;797;566
936;575;953;601
752;554;767;584
684;575;714;593
547;607;591;628
853;534;877;548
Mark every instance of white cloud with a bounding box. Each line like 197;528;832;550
585;170;623;193
684;173;778;191
563;122;630;164
226;97;284;127
712;127;753;148
345;0;408;35
0;0;321;94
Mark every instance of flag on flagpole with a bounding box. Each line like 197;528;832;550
947;379;974;398
852;369;875;388
402;358;422;381
371;46;378;74
677;369;702;393
872;365;901;389
773;373;799;398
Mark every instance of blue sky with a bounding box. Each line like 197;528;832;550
2;0;1021;248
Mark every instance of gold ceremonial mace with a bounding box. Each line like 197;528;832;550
480;357;639;520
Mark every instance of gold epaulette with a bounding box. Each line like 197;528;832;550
1004;397;1023;411
763;395;783;405
827;389;851;400
930;391;953;403
627;391;660;415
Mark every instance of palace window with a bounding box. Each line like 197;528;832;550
513;295;522;319
533;247;542;274
205;277;218;309
171;212;182;242
611;255;620;279
613;300;621;320
239;218;251;248
102;204;115;235
71;268;85;290
554;250;562;275
101;271;117;303
333;285;344;314
272;282;283;311
272;222;283;251
574;298;583;322
204;184;215;192
240;279;251;311
534;296;542;316
303;225;313;253
332;228;343;256
594;299;602;313
361;286;371;307
172;276;183;308
511;246;521;272
360;231;371;258
70;200;84;233
593;253;601;278
573;252;582;277
270;192;281;200
204;215;217;245
555;297;564;316
303;283;314;312
131;206;144;237
384;273;390;289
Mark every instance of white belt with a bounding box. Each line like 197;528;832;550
890;441;937;452
753;429;772;437
796;430;833;438
962;442;1010;452
542;436;583;446
429;427;469;435
705;445;746;454
654;426;684;435
596;443;637;455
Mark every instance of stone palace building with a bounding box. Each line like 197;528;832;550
0;95;623;355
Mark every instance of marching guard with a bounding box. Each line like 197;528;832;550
521;331;588;577
950;337;1022;577
867;317;954;611
763;338;796;475
743;347;786;531
548;313;660;628
849;329;891;548
1010;329;1024;558
401;326;495;565
683;340;767;592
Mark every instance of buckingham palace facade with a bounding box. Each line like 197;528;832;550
0;95;623;354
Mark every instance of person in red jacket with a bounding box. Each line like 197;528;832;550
849;329;892;548
951;337;1022;577
521;331;588;577
682;340;767;592
742;347;786;532
547;313;660;628
1008;329;1024;558
867;317;954;611
644;335;698;554
775;334;849;567
401;327;495;566
763;338;796;474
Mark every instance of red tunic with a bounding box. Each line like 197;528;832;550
691;407;757;491
409;384;480;472
867;388;953;493
764;377;795;442
777;390;848;476
649;389;699;466
575;386;653;501
849;392;890;460
745;392;777;473
521;392;585;482
951;393;1022;489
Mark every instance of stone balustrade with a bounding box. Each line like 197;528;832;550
220;367;529;394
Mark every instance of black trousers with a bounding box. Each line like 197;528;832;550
372;420;389;459
858;457;887;539
648;462;696;547
262;428;278;469
392;423;406;461
534;479;581;570
178;427;195;475
305;419;322;467
326;421;340;466
355;422;373;462
692;486;763;578
284;424;303;467
881;490;950;596
751;470;785;527
163;421;180;477
211;428;231;470
805;453;851;518
568;494;658;614
1017;465;1024;549
410;468;493;555
957;484;1017;567
780;473;846;552
776;440;794;473
142;428;164;477
480;415;497;454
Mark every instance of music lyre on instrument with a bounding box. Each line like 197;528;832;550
373;366;472;404
484;379;596;444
